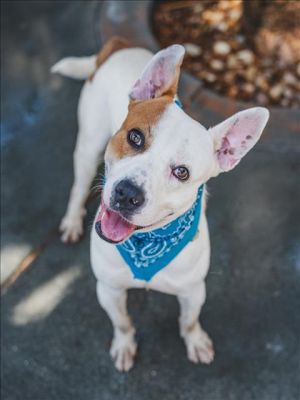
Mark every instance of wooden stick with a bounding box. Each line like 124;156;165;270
1;229;58;293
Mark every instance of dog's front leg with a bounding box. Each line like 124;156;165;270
60;135;103;243
178;281;214;364
96;281;137;372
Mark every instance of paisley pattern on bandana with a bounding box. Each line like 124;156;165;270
117;185;204;282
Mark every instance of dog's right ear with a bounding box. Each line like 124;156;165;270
210;107;270;173
129;45;185;101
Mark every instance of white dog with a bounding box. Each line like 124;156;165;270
52;37;269;371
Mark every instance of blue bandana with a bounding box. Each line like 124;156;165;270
116;185;204;281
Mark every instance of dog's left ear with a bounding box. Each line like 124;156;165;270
129;44;185;101
210;107;269;173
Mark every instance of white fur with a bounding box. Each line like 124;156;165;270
52;45;269;371
51;56;97;80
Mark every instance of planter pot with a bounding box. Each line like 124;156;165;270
99;0;299;152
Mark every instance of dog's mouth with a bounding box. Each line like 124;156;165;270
95;202;139;243
95;201;175;244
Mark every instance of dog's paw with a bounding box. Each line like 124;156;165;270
110;330;137;372
59;213;84;243
184;324;214;364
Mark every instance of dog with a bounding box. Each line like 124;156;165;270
52;37;269;371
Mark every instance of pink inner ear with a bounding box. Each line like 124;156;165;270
217;136;239;170
129;45;185;100
131;79;154;100
131;61;167;99
216;116;261;171
130;58;172;100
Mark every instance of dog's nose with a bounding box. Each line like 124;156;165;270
112;179;145;212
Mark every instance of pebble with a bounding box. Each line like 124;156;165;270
224;71;235;84
280;98;290;107
283;87;293;99
297;63;300;77
203;10;224;25
213;41;231;56
269;84;283;99
184;43;202;57
255;76;269;91
283;72;297;86
228;9;242;20
256;92;268;104
237;49;254;65
202;71;217;83
235;34;245;44
218;22;228;32
243;83;255;95
210;59;224;71
228;86;238;97
245;67;257;81
219;0;234;11
227;55;239;69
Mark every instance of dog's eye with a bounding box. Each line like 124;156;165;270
127;129;145;149
172;166;190;181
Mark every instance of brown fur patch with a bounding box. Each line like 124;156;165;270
107;96;173;160
89;36;130;81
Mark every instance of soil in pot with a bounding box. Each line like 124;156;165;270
152;0;300;108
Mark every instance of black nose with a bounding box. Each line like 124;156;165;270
112;180;145;213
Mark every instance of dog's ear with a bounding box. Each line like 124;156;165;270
129;44;185;101
210;107;269;173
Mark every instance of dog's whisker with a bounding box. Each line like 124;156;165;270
91;184;103;193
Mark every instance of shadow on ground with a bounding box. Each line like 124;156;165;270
1;2;300;400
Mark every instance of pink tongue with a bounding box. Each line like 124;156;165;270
97;203;136;242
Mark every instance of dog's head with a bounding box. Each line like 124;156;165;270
96;45;269;243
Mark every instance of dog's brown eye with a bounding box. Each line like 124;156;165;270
172;166;190;181
127;129;145;149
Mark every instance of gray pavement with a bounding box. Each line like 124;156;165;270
1;0;101;281
1;2;300;400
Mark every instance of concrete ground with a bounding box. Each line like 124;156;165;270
1;2;300;399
